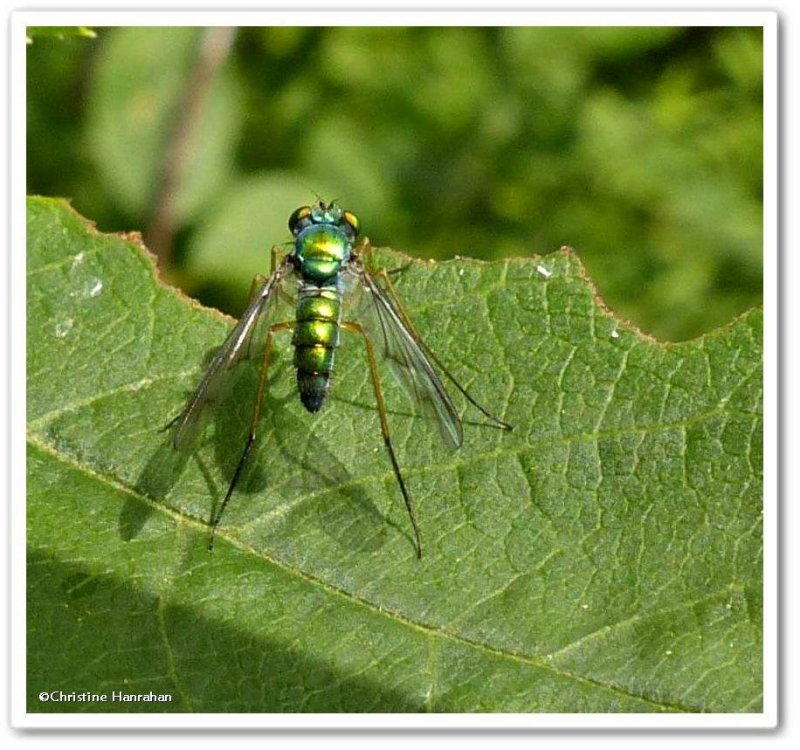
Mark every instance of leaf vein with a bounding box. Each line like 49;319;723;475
28;435;697;712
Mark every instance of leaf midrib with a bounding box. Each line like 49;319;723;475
29;433;711;712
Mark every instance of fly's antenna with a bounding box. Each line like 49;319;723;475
329;191;358;208
302;185;327;208
299;188;360;211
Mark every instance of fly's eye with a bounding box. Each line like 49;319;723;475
342;210;360;238
288;206;312;234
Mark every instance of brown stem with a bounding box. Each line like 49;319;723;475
146;27;236;270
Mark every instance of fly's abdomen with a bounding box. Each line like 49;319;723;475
292;287;342;413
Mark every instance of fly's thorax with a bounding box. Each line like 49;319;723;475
293;223;352;283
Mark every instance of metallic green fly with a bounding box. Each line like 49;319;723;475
167;201;511;558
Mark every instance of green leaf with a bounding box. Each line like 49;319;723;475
27;197;762;713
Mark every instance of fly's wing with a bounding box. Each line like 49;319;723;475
350;263;463;449
168;263;291;451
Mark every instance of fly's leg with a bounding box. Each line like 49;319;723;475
358;238;411;279
245;251;292;359
208;320;293;550
271;244;299;310
342;321;422;559
241;274;272;364
270;243;292;274
248;274;269;302
160;412;181;433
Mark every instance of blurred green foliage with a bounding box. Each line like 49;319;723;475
26;25;763;340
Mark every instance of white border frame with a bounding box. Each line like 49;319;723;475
9;8;778;731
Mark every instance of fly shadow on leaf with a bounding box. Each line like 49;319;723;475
120;423;192;543
123;341;399;555
121;343;230;543
207;344;399;555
